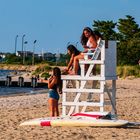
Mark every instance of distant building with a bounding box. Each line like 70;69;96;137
43;52;55;61
16;51;33;57
0;52;6;62
0;52;6;59
0;51;62;63
55;53;61;61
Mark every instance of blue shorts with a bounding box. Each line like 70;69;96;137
48;89;59;100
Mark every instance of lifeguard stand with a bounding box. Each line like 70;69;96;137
61;40;117;117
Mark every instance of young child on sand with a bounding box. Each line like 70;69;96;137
41;67;62;117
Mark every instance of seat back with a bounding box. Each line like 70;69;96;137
91;38;104;60
83;38;104;60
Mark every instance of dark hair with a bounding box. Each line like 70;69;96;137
53;67;62;94
80;27;102;45
53;67;61;79
67;44;80;56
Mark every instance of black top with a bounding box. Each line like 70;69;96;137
51;84;57;91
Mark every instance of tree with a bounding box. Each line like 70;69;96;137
117;15;140;40
92;20;117;40
5;54;22;64
117;15;140;65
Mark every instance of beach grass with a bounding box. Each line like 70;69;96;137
117;65;140;78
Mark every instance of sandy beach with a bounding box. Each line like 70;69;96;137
0;78;140;140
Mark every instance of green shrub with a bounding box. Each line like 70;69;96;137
134;65;140;77
44;65;52;71
41;72;50;79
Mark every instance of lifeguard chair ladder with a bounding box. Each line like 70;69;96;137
61;40;117;117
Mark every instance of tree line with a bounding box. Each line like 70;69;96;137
92;15;140;65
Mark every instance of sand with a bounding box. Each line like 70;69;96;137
0;78;140;140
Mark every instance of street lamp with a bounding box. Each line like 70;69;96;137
32;40;37;65
23;41;28;65
22;34;26;64
15;35;18;55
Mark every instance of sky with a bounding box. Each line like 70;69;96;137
0;0;140;54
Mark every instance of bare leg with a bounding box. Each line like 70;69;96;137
48;98;55;117
54;100;59;116
73;54;84;74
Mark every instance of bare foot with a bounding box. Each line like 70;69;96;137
68;70;77;75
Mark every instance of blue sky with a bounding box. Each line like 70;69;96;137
0;0;140;54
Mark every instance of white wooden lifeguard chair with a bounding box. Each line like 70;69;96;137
61;39;117;117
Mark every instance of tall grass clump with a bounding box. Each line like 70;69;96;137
117;65;140;78
32;65;52;77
